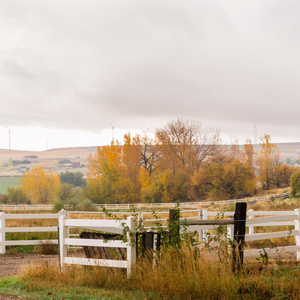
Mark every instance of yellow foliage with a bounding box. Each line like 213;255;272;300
20;166;60;204
258;134;281;190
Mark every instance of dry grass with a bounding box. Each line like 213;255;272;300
5;218;57;227
20;244;300;299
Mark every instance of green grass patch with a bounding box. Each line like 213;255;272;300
0;276;158;300
0;176;20;194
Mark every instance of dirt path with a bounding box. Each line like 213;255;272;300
0;253;59;278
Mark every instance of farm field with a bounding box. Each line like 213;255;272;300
0;177;20;194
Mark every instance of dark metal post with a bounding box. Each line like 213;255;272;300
232;202;247;272
142;232;154;257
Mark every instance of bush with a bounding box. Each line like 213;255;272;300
291;171;300;197
36;241;58;255
52;200;64;212
76;199;97;211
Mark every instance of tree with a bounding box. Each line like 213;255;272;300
59;171;86;187
57;183;75;202
291;171;300;196
272;164;295;188
20;166;60;203
141;169;189;203
137;132;161;176
6;187;28;204
199;147;256;200
87;139;141;204
257;134;281;190
156;119;220;175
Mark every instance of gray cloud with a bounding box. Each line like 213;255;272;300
0;0;300;143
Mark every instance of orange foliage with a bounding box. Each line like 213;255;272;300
20;166;60;204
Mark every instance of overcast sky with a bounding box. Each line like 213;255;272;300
0;0;300;151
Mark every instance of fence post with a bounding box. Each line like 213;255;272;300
294;209;300;261
142;232;154;259
0;212;5;254
227;224;234;240
169;209;180;246
198;209;203;242
202;210;208;243
59;210;67;272
127;216;136;278
248;209;254;235
232;202;247;272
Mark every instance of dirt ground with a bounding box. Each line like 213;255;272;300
0;253;59;278
0;254;58;300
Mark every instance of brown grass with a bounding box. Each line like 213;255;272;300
20;244;300;299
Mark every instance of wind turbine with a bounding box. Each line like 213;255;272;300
109;122;115;144
5;125;11;150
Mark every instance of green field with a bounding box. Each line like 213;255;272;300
0;176;21;194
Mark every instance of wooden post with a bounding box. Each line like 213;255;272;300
232;202;247;272
169;209;180;246
0;212;5;254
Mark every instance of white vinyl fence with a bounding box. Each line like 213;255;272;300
1;207;299;262
184;209;300;260
0;191;290;211
0;212;59;254
0;204;54;211
59;210;136;277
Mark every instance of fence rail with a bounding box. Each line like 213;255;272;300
58;210;136;277
0;212;59;254
0;206;299;261
0;192;290;211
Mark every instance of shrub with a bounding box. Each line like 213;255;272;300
52;200;64;212
36;241;58;255
291;171;300;197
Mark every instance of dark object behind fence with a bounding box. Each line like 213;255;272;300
79;232;126;260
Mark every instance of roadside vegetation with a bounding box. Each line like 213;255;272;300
0;244;298;299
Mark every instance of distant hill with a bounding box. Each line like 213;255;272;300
0;142;298;177
0;146;98;163
0;146;98;176
274;142;300;161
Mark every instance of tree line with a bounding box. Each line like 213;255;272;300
1;119;297;206
86;119;295;204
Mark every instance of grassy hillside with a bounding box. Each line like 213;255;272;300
0;176;20;194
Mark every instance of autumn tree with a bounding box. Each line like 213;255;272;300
87;142;122;203
141;169;189;203
136;132;161;176
20;166;60;203
272;164;295;188
87;136;142;204
199;145;256;200
257;134;281;190
156;119;220;175
244;139;254;167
